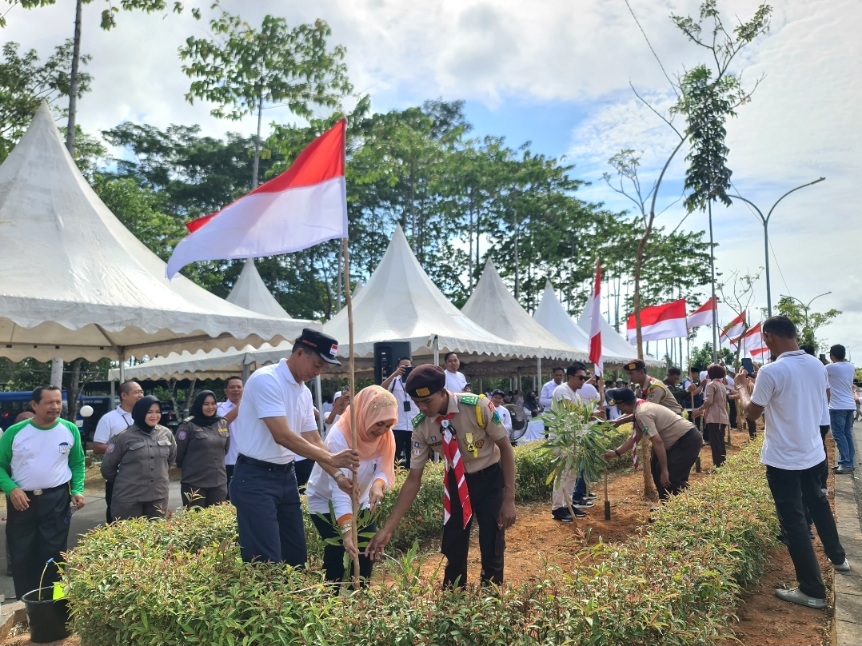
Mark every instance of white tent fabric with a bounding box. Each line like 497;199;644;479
320;226;538;360
226;259;293;319
574;302;661;366
0;104;294;362
532;281;597;356
462;261;588;361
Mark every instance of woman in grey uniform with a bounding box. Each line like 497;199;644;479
101;396;177;520
176;390;229;508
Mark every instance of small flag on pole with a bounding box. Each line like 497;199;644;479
720;311;746;344
588;260;603;377
166;119;348;278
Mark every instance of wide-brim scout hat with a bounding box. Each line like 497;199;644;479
623;359;646;372
607;388;637;406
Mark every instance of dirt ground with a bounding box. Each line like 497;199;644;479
2;429;832;646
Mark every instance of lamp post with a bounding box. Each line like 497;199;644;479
728;177;825;317
782;291;831;343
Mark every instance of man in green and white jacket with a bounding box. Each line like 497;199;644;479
0;386;85;599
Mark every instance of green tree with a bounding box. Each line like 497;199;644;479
180;9;352;189
607;0;772;361
689;342;735;372
773;295;840;351
0;40;91;160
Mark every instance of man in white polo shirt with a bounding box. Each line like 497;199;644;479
826;344;856;474
0;386;86;599
92;379;143;523
231;328;359;566
217;375;243;496
737;316;849;610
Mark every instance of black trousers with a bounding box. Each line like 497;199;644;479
310;514;376;586
728;399;738;428
6;484;71;599
705;423;727;468
441;462;505;588
181;482;228;508
104;480;114;524
225;464;235;500
650;428;703;500
393;429;412;469
767;462;845;599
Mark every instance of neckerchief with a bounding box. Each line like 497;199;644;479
436;407;473;529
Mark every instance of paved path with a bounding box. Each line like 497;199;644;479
834;420;861;645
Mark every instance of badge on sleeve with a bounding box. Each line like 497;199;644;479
106;443;115;454
177;430;187;441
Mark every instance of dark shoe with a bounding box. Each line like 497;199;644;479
585;491;598;499
775;587;826;609
572;498;594;509
552;508;573;523
834;465;854;474
571;506;587;517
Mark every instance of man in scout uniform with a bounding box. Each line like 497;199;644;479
624;359;683;415
366;364;517;587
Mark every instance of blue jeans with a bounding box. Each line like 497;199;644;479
230;458;306;566
572;474;587;502
830;409;855;469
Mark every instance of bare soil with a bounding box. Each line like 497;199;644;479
2;429;832;646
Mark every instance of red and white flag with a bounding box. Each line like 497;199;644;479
588;260;603;377
719;311;746;344
686;296;717;330
739;322;768;357
166;119;348;278
626;299;688;343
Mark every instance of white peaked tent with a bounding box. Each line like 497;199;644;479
462;261;588;361
226;259;293;319
532;281;595;356
316;225;538;363
0;103;290;363
575;303;661;366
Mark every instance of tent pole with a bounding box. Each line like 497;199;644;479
109;379;116;411
536;357;542;401
119;350;125;382
433;335;439;366
314;375;324;435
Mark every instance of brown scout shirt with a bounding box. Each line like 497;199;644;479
410;392;508;473
101;423;177;503
633;401;695;451
639;376;683;415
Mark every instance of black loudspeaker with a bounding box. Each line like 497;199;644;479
374;342;412;384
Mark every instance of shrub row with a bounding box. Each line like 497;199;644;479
65;432;778;645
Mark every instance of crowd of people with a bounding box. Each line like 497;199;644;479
0;317;856;608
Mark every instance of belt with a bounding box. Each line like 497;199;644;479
24;483;69;496
237;454;295;472
465;461;501;478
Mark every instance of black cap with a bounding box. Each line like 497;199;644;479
296;328;341;366
607;388;636;406
405;364;446;398
623;359;645;371
491;389;505;398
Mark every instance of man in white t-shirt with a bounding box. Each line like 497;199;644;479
217;376;243;496
231;329;360;566
443;352;468;393
826;344;856;474
381;357;418;467
490;390;513;435
737;316;849;609
539;367;565;410
92;379;143;523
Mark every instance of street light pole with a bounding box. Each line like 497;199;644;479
782;291;831;342
728;177;825;317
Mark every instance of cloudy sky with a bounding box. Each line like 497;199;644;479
3;0;860;357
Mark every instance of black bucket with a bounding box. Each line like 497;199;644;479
21;587;70;643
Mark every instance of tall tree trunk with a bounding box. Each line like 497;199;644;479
252;86;263;189
65;0;83;155
65;359;82;422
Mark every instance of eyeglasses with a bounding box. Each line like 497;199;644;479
574;375;587;381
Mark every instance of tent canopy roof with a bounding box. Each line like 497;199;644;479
226;259;294;320
462;261;587;361
321;226;539;361
0;104;302;362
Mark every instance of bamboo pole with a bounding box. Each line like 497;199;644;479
342;238;360;589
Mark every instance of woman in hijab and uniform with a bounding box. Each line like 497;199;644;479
176;390;230;508
101;395;177;520
306;385;397;587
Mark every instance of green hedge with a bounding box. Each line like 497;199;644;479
64;434;779;645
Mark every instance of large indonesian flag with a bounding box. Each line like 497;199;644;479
739;322;769;357
719;311;746;344
686;296;717;330
588;260;603;377
626;298;687;343
166;119;347;278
